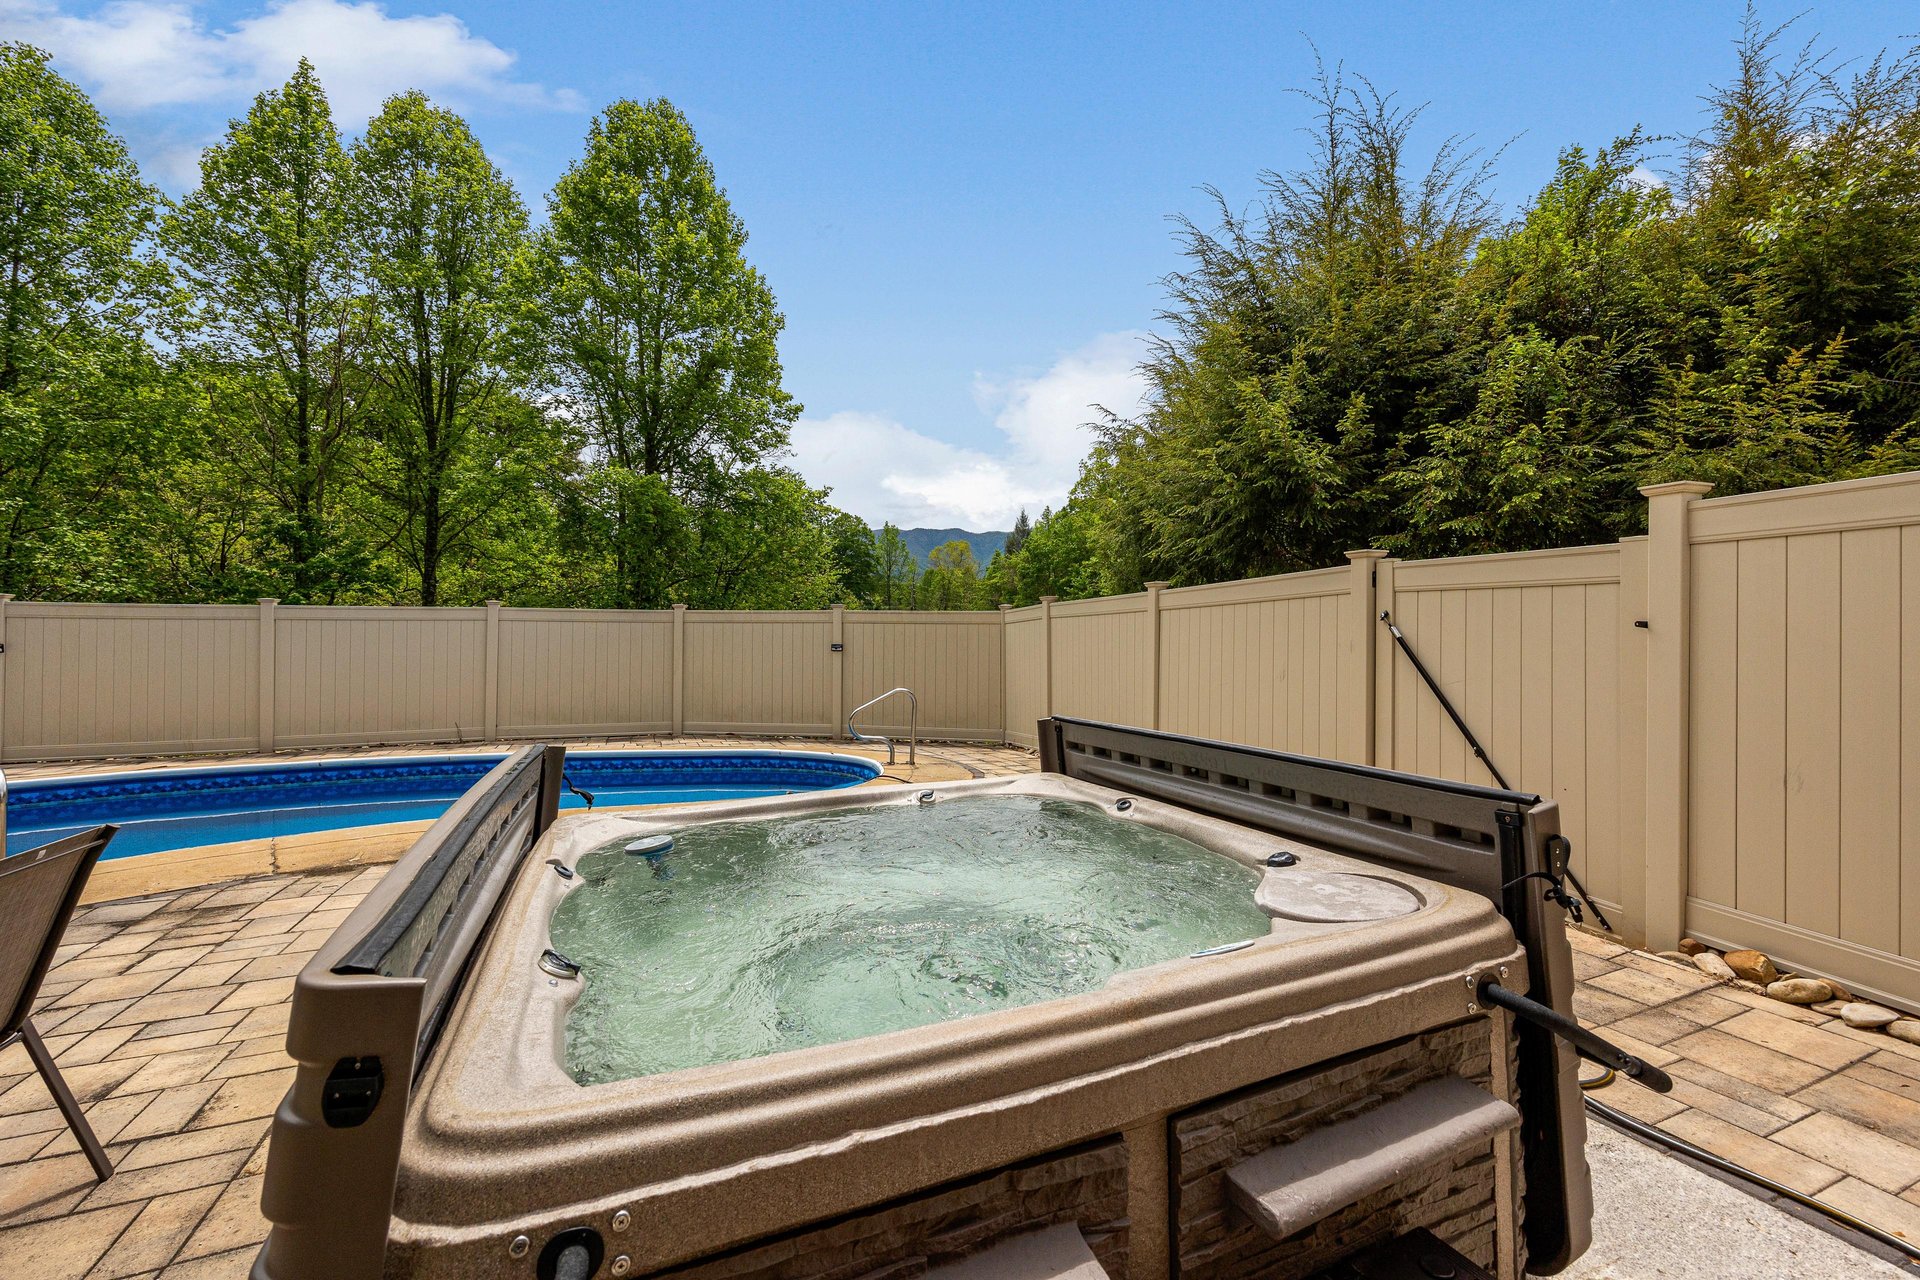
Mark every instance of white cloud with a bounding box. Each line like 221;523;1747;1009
788;331;1150;530
3;0;580;169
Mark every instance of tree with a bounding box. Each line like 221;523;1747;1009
1004;508;1032;555
919;540;983;609
1058;17;1920;593
523;98;798;606
352;91;534;604
0;43;165;596
824;509;883;604
873;523;918;608
163;60;365;600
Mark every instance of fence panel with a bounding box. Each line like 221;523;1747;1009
274;607;488;747
1683;473;1920;1007
1380;544;1644;932
1048;595;1154;730
497;609;675;737
0;603;258;760
682;611;835;735
1002;606;1047;747
1158;568;1357;760
844;612;1003;741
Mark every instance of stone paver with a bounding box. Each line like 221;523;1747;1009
1573;927;1920;1245
5;737;1916;1274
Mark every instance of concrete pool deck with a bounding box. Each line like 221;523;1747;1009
0;739;1915;1277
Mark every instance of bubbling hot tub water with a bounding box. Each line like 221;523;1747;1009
550;794;1272;1083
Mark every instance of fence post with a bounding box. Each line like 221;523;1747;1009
1641;481;1713;950
0;593;11;762
1371;559;1398;770
1039;596;1058;718
1344;551;1387;766
484;601;502;742
671;604;687;736
1145;582;1169;730
257;598;278;752
831;603;846;740
998;603;1013;743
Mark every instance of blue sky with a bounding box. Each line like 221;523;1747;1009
8;1;1918;528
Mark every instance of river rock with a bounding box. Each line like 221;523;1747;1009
1731;979;1767;994
1678;938;1709;956
1841;1003;1900;1029
1724;949;1779;984
1656;950;1694;964
1692;952;1736;981
1889;1021;1920;1046
1825;978;1856;1002
1767;977;1832;1004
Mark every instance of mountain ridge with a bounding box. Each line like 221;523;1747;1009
880;527;1010;568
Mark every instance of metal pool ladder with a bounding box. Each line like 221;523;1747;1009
847;688;917;766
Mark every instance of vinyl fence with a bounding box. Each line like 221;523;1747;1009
3;470;1918;1006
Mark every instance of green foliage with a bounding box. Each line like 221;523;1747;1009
351;91;536;604
872;523;919;608
12;16;1920;612
161;60;366;600
918;540;983;610
1003;17;1920;597
0;43;167;596
0;51;858;608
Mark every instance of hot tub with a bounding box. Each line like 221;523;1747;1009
256;724;1601;1280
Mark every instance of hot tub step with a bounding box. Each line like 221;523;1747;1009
1224;1075;1519;1242
925;1224;1111;1280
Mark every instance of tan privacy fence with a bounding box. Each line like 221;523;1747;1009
0;603;1005;760
2;470;1917;1004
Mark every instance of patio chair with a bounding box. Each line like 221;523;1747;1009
1;824;121;1181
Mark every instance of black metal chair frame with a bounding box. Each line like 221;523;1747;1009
1;824;120;1181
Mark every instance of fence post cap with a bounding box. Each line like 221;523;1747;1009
672;602;688;611
1144;580;1172;591
998;603;1012;611
257;597;279;606
1039;595;1059;604
1639;480;1715;498
1344;549;1389;561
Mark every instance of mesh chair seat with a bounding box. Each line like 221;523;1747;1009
1;824;120;1181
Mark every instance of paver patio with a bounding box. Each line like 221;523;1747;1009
1;738;1913;1276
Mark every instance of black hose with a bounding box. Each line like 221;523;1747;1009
1586;1096;1920;1264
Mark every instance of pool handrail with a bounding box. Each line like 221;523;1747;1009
255;743;563;1280
847;686;917;766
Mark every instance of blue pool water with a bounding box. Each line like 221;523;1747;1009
4;750;882;859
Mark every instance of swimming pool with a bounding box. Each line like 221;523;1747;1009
3;750;882;859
